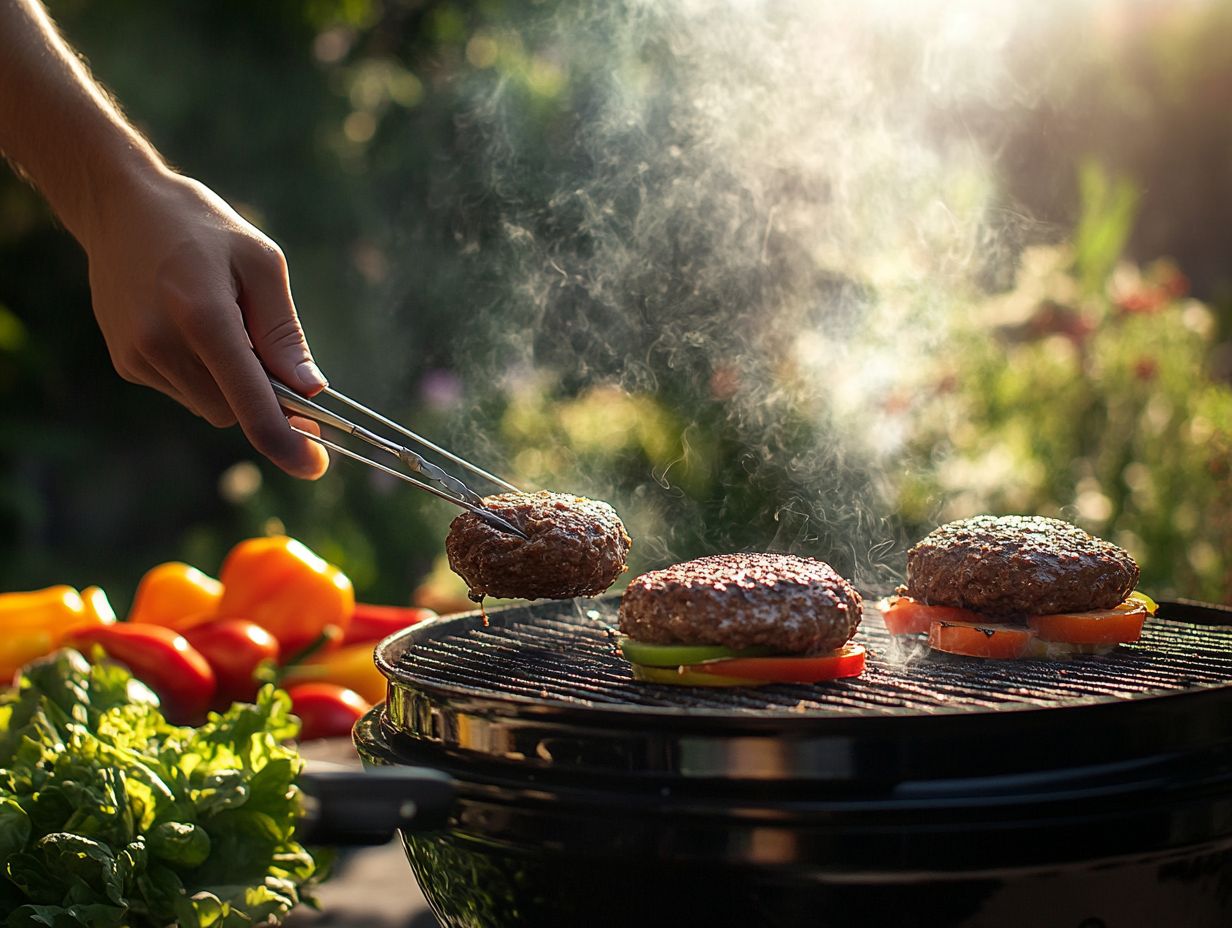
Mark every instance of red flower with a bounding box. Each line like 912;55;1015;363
1117;288;1168;315
1133;357;1158;382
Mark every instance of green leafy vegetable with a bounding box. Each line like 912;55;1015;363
0;649;328;927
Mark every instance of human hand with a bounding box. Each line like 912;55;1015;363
80;168;329;478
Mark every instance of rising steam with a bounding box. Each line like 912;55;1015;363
452;0;1063;590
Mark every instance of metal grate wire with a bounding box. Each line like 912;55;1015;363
393;602;1232;717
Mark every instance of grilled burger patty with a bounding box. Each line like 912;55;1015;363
905;515;1139;616
446;491;631;600
619;553;862;654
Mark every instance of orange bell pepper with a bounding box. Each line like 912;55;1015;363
128;562;223;631
216;536;354;661
282;640;387;704
0;585;116;683
81;586;118;625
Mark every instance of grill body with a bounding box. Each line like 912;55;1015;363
357;597;1232;928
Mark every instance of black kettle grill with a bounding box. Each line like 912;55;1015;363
349;596;1232;928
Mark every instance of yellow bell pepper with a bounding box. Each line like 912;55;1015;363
282;641;386;704
0;585;116;682
82;585;117;624
1128;590;1159;615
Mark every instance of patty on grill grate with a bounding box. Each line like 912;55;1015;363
619;553;862;653
447;491;631;600
386;597;1232;718
905;515;1139;616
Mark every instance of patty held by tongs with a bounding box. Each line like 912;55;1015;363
446;490;631;601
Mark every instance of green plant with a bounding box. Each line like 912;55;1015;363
0;650;327;927
898;209;1232;600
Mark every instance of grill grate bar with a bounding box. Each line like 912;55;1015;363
392;606;1232;716
407;638;672;706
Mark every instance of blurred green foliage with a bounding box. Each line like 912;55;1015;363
899;168;1232;600
0;1;1230;609
1072;161;1139;296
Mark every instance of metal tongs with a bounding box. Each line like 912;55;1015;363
270;377;529;539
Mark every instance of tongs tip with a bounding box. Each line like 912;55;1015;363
480;510;530;541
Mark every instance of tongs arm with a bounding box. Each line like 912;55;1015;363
272;382;394;455
323;387;519;494
271;379;528;540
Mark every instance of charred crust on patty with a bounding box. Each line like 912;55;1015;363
618;553;862;654
446;490;631;601
905;515;1139;617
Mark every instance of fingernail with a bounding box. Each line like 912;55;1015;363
295;360;328;389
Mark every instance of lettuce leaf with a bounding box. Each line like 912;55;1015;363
0;650;327;926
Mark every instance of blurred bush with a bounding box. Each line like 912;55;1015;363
898;167;1232;600
0;1;1229;608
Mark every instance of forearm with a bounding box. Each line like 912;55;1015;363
0;0;165;244
0;1;328;477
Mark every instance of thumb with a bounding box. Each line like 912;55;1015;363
235;239;327;395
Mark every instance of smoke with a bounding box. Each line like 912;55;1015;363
450;0;1067;591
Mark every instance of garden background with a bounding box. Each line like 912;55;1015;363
1;0;1229;612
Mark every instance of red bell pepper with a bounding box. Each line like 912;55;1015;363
342;603;436;645
66;624;216;724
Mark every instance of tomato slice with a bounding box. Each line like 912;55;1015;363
619;637;777;668
685;643;866;683
1027;603;1147;645
630;663;760;687
880;596;983;635
928;620;1034;659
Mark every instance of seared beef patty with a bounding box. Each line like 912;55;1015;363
619;553;862;654
446;491;630;601
906;515;1139;616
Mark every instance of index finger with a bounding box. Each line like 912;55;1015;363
189;301;329;479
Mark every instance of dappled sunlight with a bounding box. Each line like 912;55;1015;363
0;0;1229;605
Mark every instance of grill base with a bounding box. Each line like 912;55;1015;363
357;709;1232;872
362;597;1232;928
402;830;1232;928
355;711;1232;928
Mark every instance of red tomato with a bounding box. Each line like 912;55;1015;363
184;619;280;707
686;643;866;683
286;683;371;741
1027;603;1147;645
880;596;982;635
928;620;1034;660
